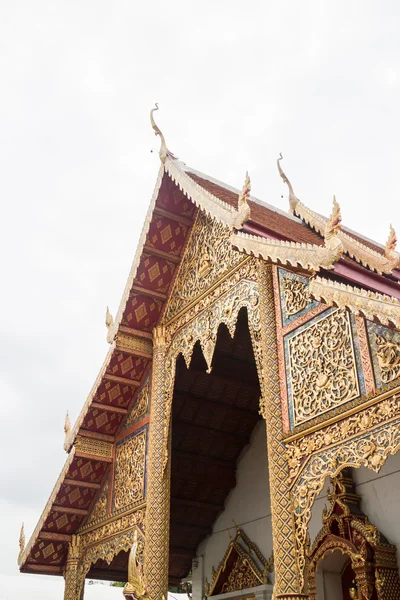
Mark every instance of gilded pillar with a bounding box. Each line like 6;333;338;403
144;325;171;600
63;536;85;600
258;264;309;600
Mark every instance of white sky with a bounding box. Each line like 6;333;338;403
1;0;400;592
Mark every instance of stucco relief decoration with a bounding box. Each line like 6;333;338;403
113;429;147;512
375;334;400;384
80;513;146;577
84;479;109;528
287;395;400;592
123;382;149;431
282;276;311;317
162;276;262;472
164;210;244;321
287;309;359;426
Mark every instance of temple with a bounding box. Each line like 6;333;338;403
19;107;400;600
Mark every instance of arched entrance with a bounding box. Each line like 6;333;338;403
307;469;400;600
168;308;270;595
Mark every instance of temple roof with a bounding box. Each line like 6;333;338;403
19;114;400;577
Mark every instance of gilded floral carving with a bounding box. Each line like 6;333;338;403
85;479;109;528
375;334;400;384
282;277;310;317
164;211;244;321
123;382;149;431
113;429;147;512
287;309;359;426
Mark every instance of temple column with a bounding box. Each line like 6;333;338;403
258;264;309;600
63;536;85;600
144;325;171;600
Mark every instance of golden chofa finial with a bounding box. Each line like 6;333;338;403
105;306;114;344
150;103;168;164
324;195;343;263
232;171;251;229
18;523;25;559
64;411;71;452
277;153;300;214
385;224;400;266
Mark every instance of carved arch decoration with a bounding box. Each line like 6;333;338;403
162;258;263;472
307;469;400;600
205;526;273;597
78;509;146;584
285;395;400;592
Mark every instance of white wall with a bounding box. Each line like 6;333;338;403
192;421;272;600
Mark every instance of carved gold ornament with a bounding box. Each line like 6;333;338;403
113;429;147;513
290;405;400;592
282;277;311;317
124;529;148;599
232;196;344;273
164;211;244;321
277;154;400;274
75;435;113;459
64;411;71;452
85;480;109;528
123;382;149;430
375;334;400;384
116;332;153;357
309;276;400;328
287;309;359;426
150;103;168;164
18;523;25;563
105;306;114;344
232;171;251;230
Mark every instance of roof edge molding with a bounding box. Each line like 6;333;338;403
232;204;343;271
277;154;400;275
309;276;400;328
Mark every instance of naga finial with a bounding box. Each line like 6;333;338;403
324;196;343;263
124;530;148;599
277;153;300;214
325;195;342;240
232;171;251;229
150;103;168;164
64;411;71;452
385;224;398;256
19;523;25;558
105;306;114;344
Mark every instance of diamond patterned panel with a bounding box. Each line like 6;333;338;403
122;293;163;331
82;406;124;434
156;175;196;218
42;510;84;534
66;457;108;484
106;352;148;381
55;483;96;509
29;540;68;565
145;216;189;257
135;254;175;294
94;379;134;408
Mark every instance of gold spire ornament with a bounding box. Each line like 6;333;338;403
150;103;168;164
277;153;300;214
64;411;71;452
324;195;343;262
105;306;114;344
232;172;251;229
18;523;25;562
123;530;148;599
384;224;400;270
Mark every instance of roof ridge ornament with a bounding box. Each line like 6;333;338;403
277;153;300;214
105;306;114;344
18;523;25;562
64;411;71;452
150;103;168;164
385;224;400;270
232;171;251;229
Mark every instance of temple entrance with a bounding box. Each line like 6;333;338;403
315;550;356;600
168;308;264;589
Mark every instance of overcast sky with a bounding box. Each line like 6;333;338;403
2;0;400;590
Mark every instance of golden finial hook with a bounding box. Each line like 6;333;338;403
150;103;168;164
19;522;25;555
105;306;114;344
277;153;300;214
232;171;251;229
